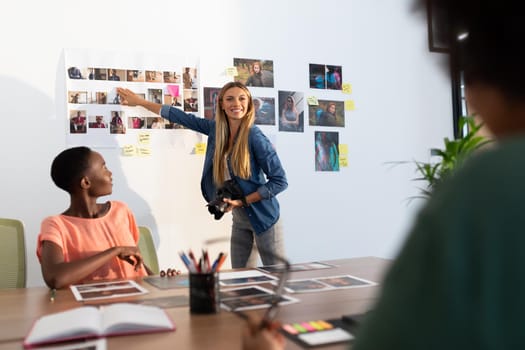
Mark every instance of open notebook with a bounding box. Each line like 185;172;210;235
23;303;175;348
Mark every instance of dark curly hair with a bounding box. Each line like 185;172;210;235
416;0;525;99
51;146;92;193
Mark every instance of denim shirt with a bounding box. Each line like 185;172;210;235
160;105;288;234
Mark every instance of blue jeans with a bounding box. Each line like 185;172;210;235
230;207;284;268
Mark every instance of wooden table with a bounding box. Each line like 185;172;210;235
0;257;390;350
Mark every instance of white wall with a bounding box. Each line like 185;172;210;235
0;0;452;287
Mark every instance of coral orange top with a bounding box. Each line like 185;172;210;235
37;201;147;283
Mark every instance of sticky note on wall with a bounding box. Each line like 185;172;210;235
225;67;238;77
342;83;352;94
345;100;355;111
167;85;180;97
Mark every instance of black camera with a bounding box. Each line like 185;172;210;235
207;180;244;220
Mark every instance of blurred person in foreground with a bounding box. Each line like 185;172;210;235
244;0;525;348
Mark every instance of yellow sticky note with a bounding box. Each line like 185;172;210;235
225;67;238;77
138;132;151;145
339;155;348;167
137;147;151;156
339;144;348;155
122;145;137;156
307;96;319;106
345;100;355;111
342;83;352;94
195;142;206;155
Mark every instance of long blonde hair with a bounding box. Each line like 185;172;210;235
213;82;255;185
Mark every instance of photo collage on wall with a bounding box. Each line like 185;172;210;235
66;64;199;145
222;58;347;172
308;63;345;172
65;51;352;172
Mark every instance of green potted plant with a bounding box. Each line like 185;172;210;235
402;115;492;200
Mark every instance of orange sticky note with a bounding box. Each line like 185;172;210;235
167;85;180;97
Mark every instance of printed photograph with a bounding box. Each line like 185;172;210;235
147;88;163;104
96;92;107;104
315;275;375;289
253;97;275;126
278;91;304;133
182;67;198;89
126;70;145;82
258;261;336;274
70;280;148;301
128;116;145;129
143;276;189;290
67;66;85;80
309;64;326;89
146;116;165;129
233;58;274;88
91;68;108;80
220;275;278;286
68;91;88;104
108;89;121;105
69;110;87;134
163;71;181;83
315;131;339;171
74;281;132;292
183;89;199;112
164;94;182;107
203;87;221;120
309;100;345;127
221;293;298;312
88;115;107;129
109;111;126;134
220;286;273;300
283;279;334;293
146;70;163;83
107;68;125;81
326;65;343;90
308;64;343;90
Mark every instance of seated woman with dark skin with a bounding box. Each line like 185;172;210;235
37;147;149;289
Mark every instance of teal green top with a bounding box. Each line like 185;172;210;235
353;136;525;349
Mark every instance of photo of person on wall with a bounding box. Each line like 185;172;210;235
233;58;274;88
309;100;345;127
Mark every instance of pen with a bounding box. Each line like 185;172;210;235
216;253;227;271
50;288;56;302
188;250;200;273
203;250;211;273
179;252;193;272
211;252;224;271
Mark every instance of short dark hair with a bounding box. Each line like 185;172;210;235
50;146;92;193
417;0;525;98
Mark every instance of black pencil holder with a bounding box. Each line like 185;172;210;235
189;272;219;314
